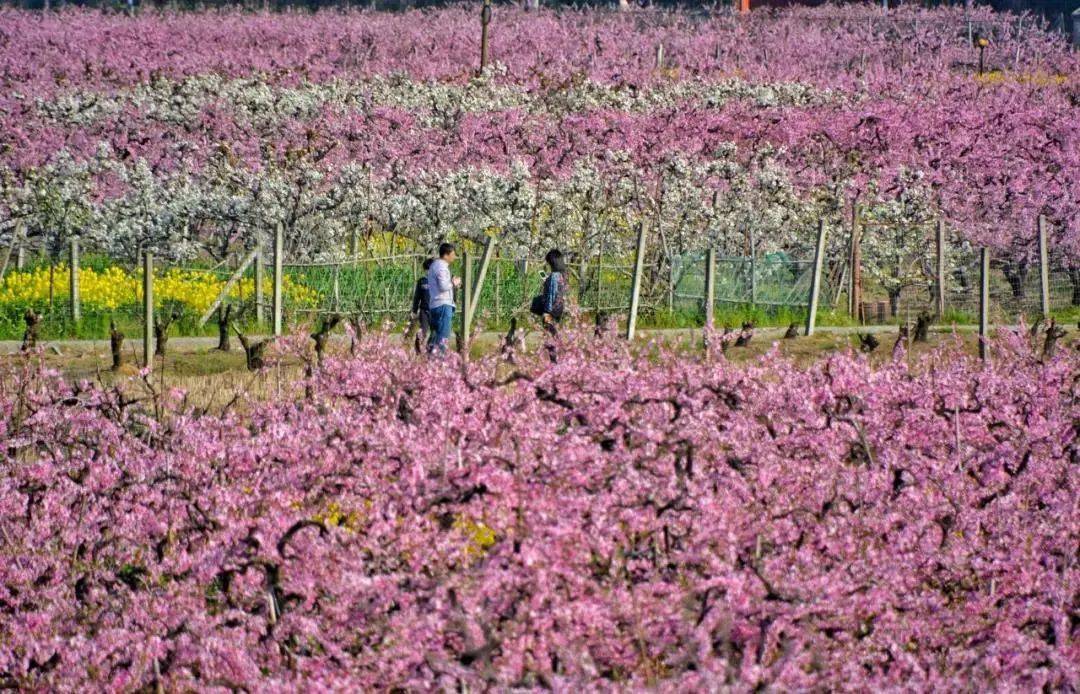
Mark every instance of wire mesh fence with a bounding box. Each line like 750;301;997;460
852;244;1080;328
2;226;1079;344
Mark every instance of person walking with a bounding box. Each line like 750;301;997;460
538;248;568;334
427;243;461;355
529;248;567;363
410;258;434;354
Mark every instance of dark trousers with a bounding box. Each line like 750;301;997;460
428;304;454;355
413;310;431;354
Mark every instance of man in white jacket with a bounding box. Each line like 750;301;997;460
426;242;461;355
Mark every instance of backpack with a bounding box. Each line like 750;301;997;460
530;273;565;319
529;294;546;316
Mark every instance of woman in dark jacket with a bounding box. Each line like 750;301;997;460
540;249;567;350
541;249;567;328
410;258;434;353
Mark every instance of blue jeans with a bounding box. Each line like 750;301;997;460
427;304;454;355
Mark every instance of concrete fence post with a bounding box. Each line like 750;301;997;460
69;236;80;323
462;250;473;349
272;222;284;337
979;247;990;361
935;220;946;318
254;243;265;324
143;251;154;368
804;220;827;336
626;221;648;341
704;247;716;331
1037;215;1050;319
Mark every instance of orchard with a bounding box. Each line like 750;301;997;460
0;5;1076;266
0;3;1078;691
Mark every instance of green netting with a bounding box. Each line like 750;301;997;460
283;256;425;326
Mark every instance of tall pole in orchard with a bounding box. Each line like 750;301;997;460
479;0;493;74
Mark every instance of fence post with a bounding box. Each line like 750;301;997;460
805;220;827;336
272;222;284;337
462;250;473;348
748;227;757;308
254;244;265;324
626;221;648;341
15;222;26;271
69;236;80;323
0;221;24;282
494;259;501;322
332;264;341;313
935;220;946;318
667;257;675;313
516;257;528;314
849;204;861;319
979;247;989;361
596;240;603;315
467;235;496;332
1037;215;1050;319
143;251;154;368
704;247;716;330
478;0;492;72
655;42;664;69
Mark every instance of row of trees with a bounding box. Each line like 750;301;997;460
0;6;1076;305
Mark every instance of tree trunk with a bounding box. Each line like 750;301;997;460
110;321;125;370
215;305;232;352
311;314;342;368
154;322;169;357
21;309;41;351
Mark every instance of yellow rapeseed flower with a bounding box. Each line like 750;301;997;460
0;265;319;315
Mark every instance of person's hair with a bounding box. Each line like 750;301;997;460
438;242;456;258
545;249;566;273
422;257;434;271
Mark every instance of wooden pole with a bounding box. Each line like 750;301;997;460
748;227;757;307
849;204;862;318
626;221;648;341
69;236;80;323
332;264;341;313
15;223;25;270
462;250;474;348
979;247;989;361
494;259;501;322
935;220;946;318
197;248;259;327
0;221;25;282
655;43;664;69
595;240;603;315
804;220;827;336
1037;215;1050;319
143;251;154;368
479;0;492;73
466;235;496;331
254;244;265;324
667;256;675;313
704;247;716;330
272;222;284;337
